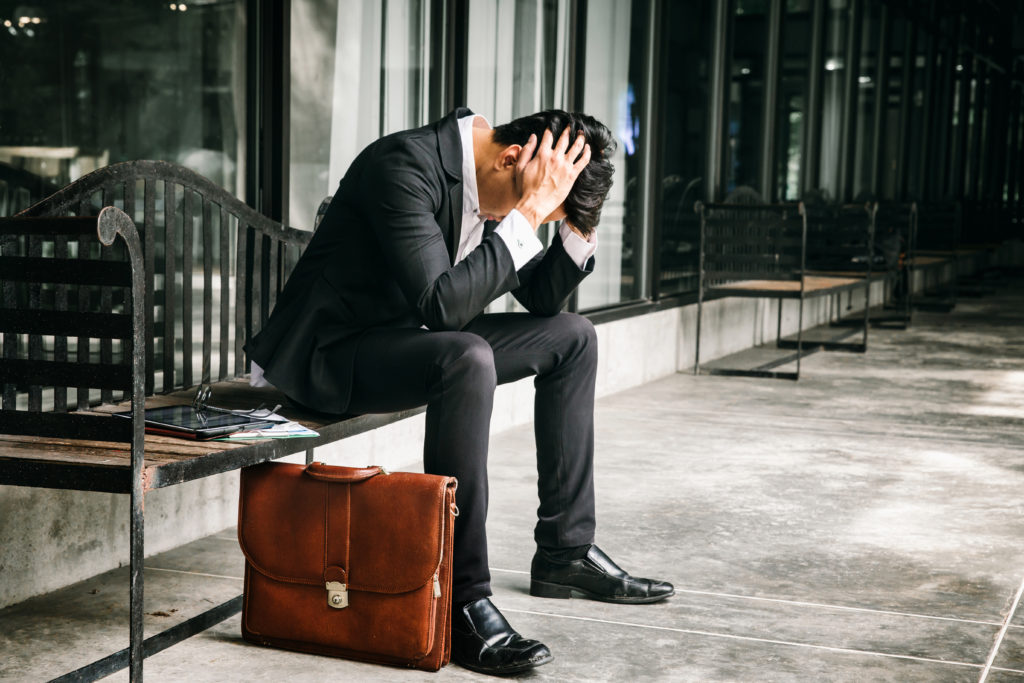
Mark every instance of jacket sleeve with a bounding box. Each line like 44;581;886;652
362;143;521;331
511;231;595;316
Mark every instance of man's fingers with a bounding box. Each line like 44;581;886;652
537;127;556;156
517;133;537;174
554;125;572;153
568;132;587;162
573;143;592;172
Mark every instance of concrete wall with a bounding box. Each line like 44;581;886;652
1;244;1018;608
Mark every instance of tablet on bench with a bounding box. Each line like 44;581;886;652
115;405;277;440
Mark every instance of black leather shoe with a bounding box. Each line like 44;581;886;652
530;544;675;604
451;597;553;675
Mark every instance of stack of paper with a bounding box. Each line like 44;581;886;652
222;421;319;440
231;407;289;423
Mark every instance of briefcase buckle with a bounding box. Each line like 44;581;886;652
326;581;349;609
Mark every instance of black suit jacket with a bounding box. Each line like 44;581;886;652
246;108;594;413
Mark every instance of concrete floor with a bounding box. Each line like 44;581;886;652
3;276;1024;682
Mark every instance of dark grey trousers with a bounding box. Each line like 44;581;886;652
345;311;598;603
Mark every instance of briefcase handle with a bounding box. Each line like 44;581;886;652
304;462;389;483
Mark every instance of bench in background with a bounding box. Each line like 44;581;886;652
913;201;961;311
694;201;874;381
811;201;917;331
869;202;917;329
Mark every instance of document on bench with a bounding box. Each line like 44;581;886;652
218;421;320;440
228;406;289;422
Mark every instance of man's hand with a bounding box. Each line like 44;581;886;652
514;126;591;230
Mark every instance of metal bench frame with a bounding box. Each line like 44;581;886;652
0;162;416;682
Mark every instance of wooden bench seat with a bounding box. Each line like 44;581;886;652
713;275;864;296
907;255;951;267
0;378;423;494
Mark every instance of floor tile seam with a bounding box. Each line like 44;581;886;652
626;423;1022;451
659;410;1019;432
621;401;1008;420
145;564;1005;630
620;411;1023;448
147;566;243;581
501;607;990;670
669;587;1003;627
978;575;1024;682
674;409;1024;433
490;570;1006;627
642;403;1010;428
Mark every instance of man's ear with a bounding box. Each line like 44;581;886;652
497;145;521;171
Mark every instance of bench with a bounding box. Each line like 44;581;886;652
868;202;917;328
0;161;420;682
805;201;916;330
956;199;1010;295
912;201;961;311
802;201;887;330
693;201;874;380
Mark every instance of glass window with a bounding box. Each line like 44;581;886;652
851;1;881;200
777;0;813;201
288;0;433;230
1008;88;1023;205
817;0;848;201
962;62;979;198
577;0;647;310
466;0;570;123
466;0;571;313
970;65;990;199
878;13;906;200
948;56;966;196
904;26;929;200
727;0;767;195
0;0;247;216
656;0;712;297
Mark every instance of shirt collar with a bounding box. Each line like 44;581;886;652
457;113;491;217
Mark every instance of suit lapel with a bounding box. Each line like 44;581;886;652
447;183;461;265
438;108;473;265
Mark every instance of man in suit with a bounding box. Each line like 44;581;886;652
246;108;673;675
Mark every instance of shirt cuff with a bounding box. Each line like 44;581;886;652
249;360;272;388
558;221;598;269
494;209;543;271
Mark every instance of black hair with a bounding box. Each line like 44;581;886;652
492;110;615;236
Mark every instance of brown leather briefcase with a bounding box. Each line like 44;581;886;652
238;461;458;671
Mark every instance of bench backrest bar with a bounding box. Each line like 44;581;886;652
803;202;876;273
16;161;312;404
696;202;807;289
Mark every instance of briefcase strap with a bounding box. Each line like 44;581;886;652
304;462;388;483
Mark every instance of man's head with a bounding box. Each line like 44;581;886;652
482;110;615;236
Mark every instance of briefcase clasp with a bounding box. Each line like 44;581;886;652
326;581;349;609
